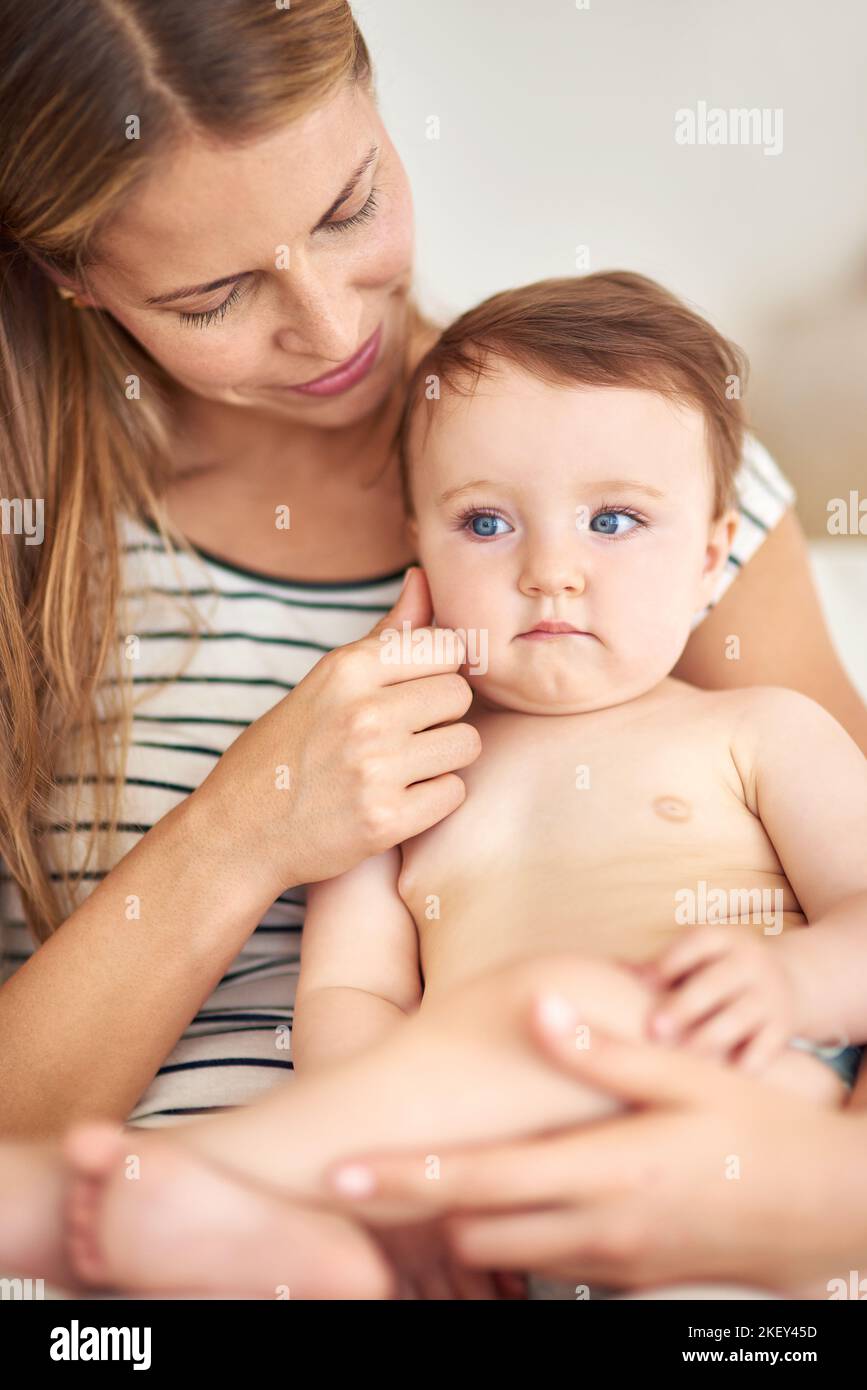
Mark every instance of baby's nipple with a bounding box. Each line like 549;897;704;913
652;795;692;823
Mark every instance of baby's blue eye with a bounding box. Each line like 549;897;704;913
590;510;639;536
468;513;512;538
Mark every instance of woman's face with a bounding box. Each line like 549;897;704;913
82;80;415;427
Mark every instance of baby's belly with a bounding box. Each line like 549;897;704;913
415;866;806;998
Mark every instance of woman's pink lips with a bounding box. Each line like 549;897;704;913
281;325;383;397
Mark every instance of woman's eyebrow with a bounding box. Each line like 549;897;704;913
143;144;381;308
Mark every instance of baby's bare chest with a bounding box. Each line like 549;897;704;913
398;705;790;978
406;714;759;877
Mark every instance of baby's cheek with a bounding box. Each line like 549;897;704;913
426;573;497;641
613;594;693;674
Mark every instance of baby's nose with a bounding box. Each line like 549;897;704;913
520;569;586;597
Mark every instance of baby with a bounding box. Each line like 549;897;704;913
293;271;867;1110
63;272;867;1299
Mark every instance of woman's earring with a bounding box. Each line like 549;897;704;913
57;285;87;307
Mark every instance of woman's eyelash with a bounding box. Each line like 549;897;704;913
325;186;380;234
178;283;244;329
177;189;381;328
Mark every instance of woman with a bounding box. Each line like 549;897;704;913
1;0;864;1294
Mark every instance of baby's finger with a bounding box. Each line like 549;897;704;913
681;997;764;1060
649;958;745;1039
649;925;733;987
736;1023;788;1074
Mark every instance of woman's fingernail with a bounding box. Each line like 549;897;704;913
651;1013;675;1037
330;1164;376;1198
536;994;577;1035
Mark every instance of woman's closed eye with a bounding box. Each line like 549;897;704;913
177;281;246;329
176;186;382;329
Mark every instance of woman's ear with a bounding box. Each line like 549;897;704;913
698;507;739;604
30;254;100;308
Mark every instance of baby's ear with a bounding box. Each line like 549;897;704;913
698;507;739;600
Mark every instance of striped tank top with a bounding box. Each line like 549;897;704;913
0;434;795;1128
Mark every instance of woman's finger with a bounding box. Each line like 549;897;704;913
528;997;716;1107
328;1131;581;1213
379;670;474;733
331;1103;675;1220
446;1201;636;1280
399;719;482;783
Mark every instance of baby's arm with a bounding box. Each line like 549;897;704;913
651;688;867;1062
741;689;867;1043
293;848;422;1076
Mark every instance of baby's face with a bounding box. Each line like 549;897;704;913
407;364;737;714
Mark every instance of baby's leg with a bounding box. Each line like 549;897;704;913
65;952;652;1294
175;953;652;1218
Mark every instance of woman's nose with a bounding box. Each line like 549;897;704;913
271;256;364;364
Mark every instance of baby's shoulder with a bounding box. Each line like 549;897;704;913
671;678;830;731
667;682;844;779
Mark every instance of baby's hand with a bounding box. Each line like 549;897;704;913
643;925;799;1072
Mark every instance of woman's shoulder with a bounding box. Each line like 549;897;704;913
733;434;796;525
692;434;796;627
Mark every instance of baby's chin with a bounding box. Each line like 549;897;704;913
465;668;658;716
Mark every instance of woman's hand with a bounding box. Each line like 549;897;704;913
324;1001;867;1293
196;568;481;895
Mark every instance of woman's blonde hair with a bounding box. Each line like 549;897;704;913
0;0;417;943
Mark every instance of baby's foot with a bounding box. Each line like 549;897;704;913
63;1123;394;1299
0;1139;80;1289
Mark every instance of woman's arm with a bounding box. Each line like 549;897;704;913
673;509;867;755
0;790;276;1138
0;570;479;1138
